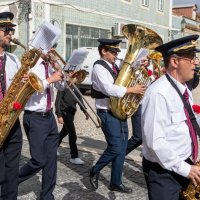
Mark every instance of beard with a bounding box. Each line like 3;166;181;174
0;37;10;49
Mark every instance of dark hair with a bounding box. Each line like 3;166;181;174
163;56;170;69
98;45;109;56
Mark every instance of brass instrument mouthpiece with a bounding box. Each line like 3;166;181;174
11;38;20;45
116;57;123;61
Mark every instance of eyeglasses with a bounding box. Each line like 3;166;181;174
175;55;199;64
0;27;15;35
108;50;118;55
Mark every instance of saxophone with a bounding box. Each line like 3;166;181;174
110;24;163;120
181;161;200;200
0;39;44;148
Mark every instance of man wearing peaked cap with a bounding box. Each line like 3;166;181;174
141;34;200;200
0;11;16;27
155;34;200;57
0;11;22;200
89;38;145;193
97;38;121;53
156;34;200;90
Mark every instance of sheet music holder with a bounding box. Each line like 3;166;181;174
29;21;61;52
131;48;149;68
64;48;89;71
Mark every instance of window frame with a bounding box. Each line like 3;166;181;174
121;0;132;4
142;0;149;7
157;0;164;12
65;24;110;60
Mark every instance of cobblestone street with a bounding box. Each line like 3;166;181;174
17;86;200;200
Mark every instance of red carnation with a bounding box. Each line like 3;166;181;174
192;105;200;114
13;102;22;110
147;70;153;76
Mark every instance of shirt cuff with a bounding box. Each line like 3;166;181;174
176;160;191;177
118;86;126;97
43;79;50;90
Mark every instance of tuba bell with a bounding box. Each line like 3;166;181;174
110;24;163;120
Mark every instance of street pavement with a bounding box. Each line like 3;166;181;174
17;91;147;200
17;85;200;200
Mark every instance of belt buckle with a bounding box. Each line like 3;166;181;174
41;112;47;117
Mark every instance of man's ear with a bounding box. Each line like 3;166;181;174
102;48;107;55
170;56;178;69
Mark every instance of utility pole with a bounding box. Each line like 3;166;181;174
25;0;31;50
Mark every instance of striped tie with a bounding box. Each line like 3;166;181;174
112;64;119;76
183;89;198;162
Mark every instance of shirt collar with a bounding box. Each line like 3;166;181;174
100;58;113;68
167;73;192;98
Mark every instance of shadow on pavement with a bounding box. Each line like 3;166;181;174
18;155;41;199
61;182;109;200
57;146;110;191
78;136;106;152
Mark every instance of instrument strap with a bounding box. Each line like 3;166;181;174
166;74;200;137
94;60;118;80
0;54;7;96
91;60;117;99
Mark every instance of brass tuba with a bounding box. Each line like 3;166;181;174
110;24;163;120
0;39;44;148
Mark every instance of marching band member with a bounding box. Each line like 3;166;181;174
18;53;64;200
0;11;23;200
55;70;89;164
89;38;145;193
141;35;200;200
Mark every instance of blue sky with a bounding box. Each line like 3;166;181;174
173;0;200;10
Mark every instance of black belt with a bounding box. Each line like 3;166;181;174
143;157;194;171
97;109;112;113
24;109;53;117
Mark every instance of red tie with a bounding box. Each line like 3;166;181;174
42;61;51;112
112;64;119;76
183;89;198;162
0;56;5;102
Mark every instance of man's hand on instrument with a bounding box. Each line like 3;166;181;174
126;84;146;95
188;165;200;186
47;71;63;84
57;117;64;124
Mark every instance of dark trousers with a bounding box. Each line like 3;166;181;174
142;157;190;200
126;105;142;155
0;119;22;200
92;111;128;186
58;110;78;158
19;113;58;200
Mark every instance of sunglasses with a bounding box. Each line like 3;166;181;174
0;27;15;35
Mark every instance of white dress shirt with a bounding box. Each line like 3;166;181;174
24;59;65;112
141;73;195;178
91;58;126;109
1;52;21;89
